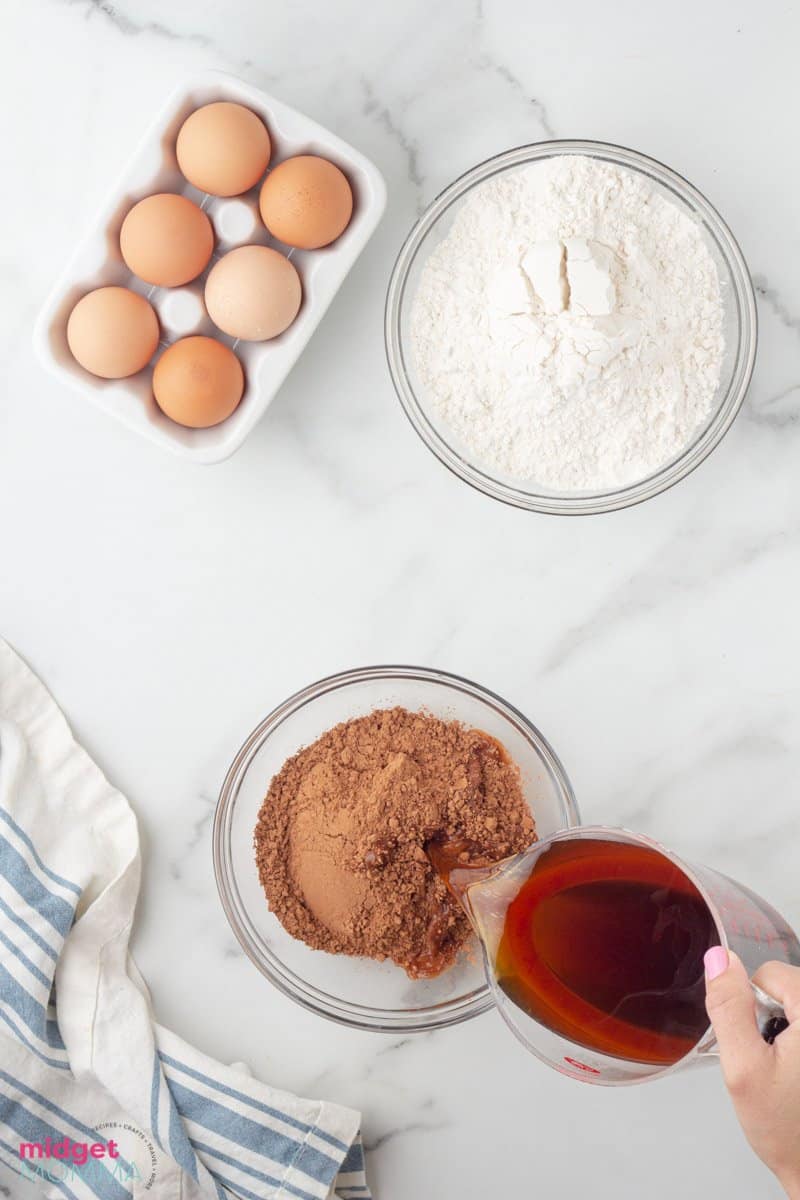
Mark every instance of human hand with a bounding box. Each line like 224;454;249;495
704;947;800;1199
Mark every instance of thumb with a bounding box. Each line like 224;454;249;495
705;947;769;1086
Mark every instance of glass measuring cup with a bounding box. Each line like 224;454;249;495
438;826;799;1085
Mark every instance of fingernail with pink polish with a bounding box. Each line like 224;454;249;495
704;946;729;981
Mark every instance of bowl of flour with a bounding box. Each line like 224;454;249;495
385;141;756;514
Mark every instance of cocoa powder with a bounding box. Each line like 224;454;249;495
253;707;535;978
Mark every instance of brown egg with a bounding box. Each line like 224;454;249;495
67;286;160;379
259;155;353;249
153;336;244;428
120;193;214;287
204;245;301;341
176;102;271;197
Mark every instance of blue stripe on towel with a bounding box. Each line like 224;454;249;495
46;1016;66;1050
191;1137;319;1200
0;1009;69;1071
210;1170;307;1200
168;1078;339;1180
0;1068;111;1146
0;962;53;1042
0;809;82;897
168;1087;199;1180
0;926;52;989
0;837;75;937
150;1051;162;1148
0;894;59;961
159;1051;349;1152
339;1140;364;1174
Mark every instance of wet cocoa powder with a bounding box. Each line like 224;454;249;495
253;707;535;978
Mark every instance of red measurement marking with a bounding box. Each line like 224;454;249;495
564;1056;601;1075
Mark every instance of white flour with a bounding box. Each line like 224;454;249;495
410;155;725;491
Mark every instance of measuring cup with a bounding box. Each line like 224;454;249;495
444;826;799;1086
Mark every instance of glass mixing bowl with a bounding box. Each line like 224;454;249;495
213;665;579;1031
385;140;757;515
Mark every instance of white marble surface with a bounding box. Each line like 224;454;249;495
2;1;799;1197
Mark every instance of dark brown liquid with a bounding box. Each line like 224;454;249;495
428;835;719;1066
494;839;717;1064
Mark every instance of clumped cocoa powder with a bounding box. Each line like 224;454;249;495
253;707;535;978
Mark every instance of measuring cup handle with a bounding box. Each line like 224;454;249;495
699;982;789;1059
752;983;790;1044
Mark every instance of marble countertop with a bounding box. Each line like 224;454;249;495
2;1;799;1197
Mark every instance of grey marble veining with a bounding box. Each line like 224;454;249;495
2;1;799;1197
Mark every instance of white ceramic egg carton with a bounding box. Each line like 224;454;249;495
33;70;387;464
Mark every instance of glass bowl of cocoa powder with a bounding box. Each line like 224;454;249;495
214;666;579;1032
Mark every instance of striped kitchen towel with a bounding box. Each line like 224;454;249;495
0;639;371;1200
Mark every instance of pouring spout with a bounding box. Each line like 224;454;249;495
426;837;521;921
426;835;538;959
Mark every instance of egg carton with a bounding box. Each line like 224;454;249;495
33;70;387;464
